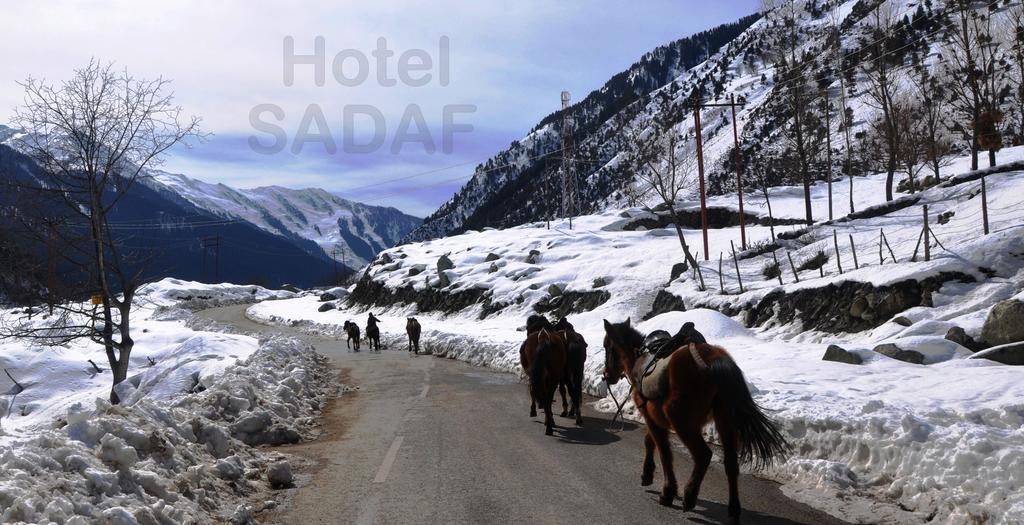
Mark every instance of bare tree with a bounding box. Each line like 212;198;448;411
912;70;955;181
860;2;904;202
621;97;706;290
943;0;1005;169
3;60;201;403
999;3;1024;145
830;6;857;214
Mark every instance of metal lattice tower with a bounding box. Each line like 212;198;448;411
559;90;577;224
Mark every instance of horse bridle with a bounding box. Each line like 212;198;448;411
604;341;642;431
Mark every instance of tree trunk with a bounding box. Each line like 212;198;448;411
667;207;706;290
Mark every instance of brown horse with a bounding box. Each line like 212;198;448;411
520;327;568;435
602;319;789;524
344;321;361;352
520;315;585;426
406;317;421;354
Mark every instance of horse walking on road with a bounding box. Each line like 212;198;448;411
520;327;569;436
344;321;361;352
602;319;790;525
366;313;381;352
406;317;422;354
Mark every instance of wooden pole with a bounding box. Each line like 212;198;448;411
731;94;747;250
923;205;930;262
786;251;800;283
981;175;990;235
718;252;725;292
694;98;709;260
833;229;843;274
878;228;885;265
910;228;925;262
772;250;784;285
731;241;744;293
882;230;897;263
849;234;859;270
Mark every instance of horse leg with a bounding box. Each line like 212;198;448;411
558;381;568;417
647;422;677;506
572;369;584;426
641;431;656;486
715;410;742;524
528;385;537;417
543;383;555;435
669;412;713;512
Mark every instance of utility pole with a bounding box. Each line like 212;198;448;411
730;94;746;250
560;90;578;230
201;235;221;282
693;96;709;261
823;87;834;221
695;95;749;255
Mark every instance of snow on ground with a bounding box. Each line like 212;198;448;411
249;150;1024;524
0;279;330;523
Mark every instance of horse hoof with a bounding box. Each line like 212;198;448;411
659;492;674;506
529;410;537;417
640;474;654;486
575;419;583;427
682;492;698;511
559;410;568;417
545;427;554;436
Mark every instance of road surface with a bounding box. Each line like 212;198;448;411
198;304;846;525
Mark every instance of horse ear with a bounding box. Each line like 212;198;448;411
603;319;612;331
625;317;631;327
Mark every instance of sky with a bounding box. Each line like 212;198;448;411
0;1;760;217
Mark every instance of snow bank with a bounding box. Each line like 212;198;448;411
0;335;330;524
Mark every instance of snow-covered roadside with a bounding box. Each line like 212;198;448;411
0;279;333;524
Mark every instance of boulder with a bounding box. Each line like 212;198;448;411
592;277;608;289
485;253;500;262
873;343;925;364
437;254;455;272
215;455;245;481
945;326;984;352
547;284;563;297
526;249;541;264
670;262;688;282
892;316;913;327
981;299;1024;346
437;271;451;288
968;341;1024;366
407;265;424;277
267;461;293;489
318;292;338;302
822;344;863;365
488;262;499;274
849;296;868;319
317;302;336;312
937;210;955;225
280;284;302;293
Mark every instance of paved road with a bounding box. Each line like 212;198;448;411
198;305;846;525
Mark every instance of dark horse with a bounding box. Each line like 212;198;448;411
406;317;421;354
520;315;585;428
365;313;381;351
602;319;789;524
520;326;568;435
344;321;361;352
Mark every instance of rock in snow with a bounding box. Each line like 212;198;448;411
267;460;293;489
872;343;925;365
969;341;1024;366
981;299;1024;346
822;344;863;365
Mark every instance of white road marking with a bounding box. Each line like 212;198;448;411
373;435;404;483
420;384;430;398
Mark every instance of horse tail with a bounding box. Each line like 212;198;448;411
529;335;551;405
709;356;790;470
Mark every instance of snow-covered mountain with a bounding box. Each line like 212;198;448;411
407;0;1015;242
145;172;421;268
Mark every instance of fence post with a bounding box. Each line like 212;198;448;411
833;229;843;274
878;228;884;265
923;205;930;262
786;251;800;283
882;230;897;263
849;234;859;269
718;252;724;293
981;175;990;235
731;241;744;293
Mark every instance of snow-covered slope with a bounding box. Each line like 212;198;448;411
146;171;421;268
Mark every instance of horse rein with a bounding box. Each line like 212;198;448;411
605;342;706;432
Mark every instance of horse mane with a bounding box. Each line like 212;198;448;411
607;320;644;352
526;314;554;333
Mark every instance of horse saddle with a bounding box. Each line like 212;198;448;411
633;323;710;400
